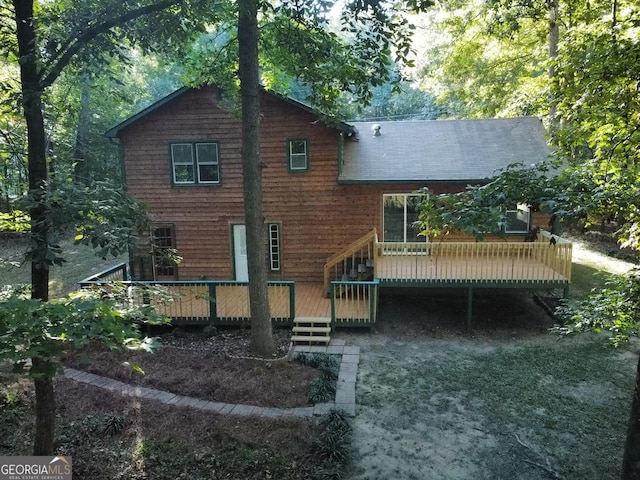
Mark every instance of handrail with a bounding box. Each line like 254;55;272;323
373;229;572;283
79;279;296;325
330;279;379;328
323;228;377;294
79;262;128;286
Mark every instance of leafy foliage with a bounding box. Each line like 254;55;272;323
0;284;170;379
294;352;340;403
183;0;434;118
417;161;562;240
554;270;640;346
552;10;640;246
313;409;353;471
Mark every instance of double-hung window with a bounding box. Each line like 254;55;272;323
171;142;220;185
288;139;308;171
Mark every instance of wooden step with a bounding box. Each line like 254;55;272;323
291;335;331;345
294;317;331;325
292;317;331;345
292;326;331;334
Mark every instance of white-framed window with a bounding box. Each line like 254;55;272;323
171;142;220;185
288;139;308;171
504;203;531;234
382;194;429;242
268;223;281;271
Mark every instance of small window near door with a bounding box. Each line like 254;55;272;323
268;223;281;271
152;225;177;278
287;139;308;171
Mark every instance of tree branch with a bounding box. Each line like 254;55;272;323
40;0;184;89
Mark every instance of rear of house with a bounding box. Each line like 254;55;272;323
108;85;558;287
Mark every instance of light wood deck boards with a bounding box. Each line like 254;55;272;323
376;256;569;283
152;283;332;320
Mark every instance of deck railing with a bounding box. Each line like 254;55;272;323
330;279;379;328
373;229;572;284
80;270;295;326
79;262;129;285
323;229;377;295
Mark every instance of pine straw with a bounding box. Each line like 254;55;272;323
63;331;318;408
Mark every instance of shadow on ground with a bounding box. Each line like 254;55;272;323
374;287;557;340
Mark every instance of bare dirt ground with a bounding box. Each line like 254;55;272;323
336;241;638;480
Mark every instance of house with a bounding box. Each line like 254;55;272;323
104;85;570;332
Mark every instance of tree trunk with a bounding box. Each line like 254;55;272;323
237;0;275;357
73;72;93;185
14;0;50;303
32;359;56;456
621;353;640;479
547;0;560;124
14;0;55;455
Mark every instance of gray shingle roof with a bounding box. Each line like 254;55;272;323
340;117;551;183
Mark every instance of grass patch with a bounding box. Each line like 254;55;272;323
0;234;125;296
364;335;633;479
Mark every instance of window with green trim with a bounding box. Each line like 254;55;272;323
287;139;308;171
171;142;220;184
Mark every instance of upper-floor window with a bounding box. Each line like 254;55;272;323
288;139;308;171
171;142;220;185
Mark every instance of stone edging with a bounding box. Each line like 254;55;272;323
63;339;358;418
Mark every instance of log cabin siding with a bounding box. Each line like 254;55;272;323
120;86;550;283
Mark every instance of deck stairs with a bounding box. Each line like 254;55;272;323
291;317;331;345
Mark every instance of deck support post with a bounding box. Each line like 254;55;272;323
467;287;473;334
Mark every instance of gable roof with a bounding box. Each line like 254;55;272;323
339;117;552;183
105;85;355;139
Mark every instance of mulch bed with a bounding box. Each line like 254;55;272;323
63;328;318;408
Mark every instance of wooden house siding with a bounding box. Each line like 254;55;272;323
119;86;551;283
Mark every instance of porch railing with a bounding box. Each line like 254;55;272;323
323;228;376;295
330;279;379;328
79;262;129;285
80;270;295;326
373;229;572;284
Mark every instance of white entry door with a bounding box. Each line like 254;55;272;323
233;224;249;282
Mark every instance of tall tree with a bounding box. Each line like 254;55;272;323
237;0;275;355
6;0;218;455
